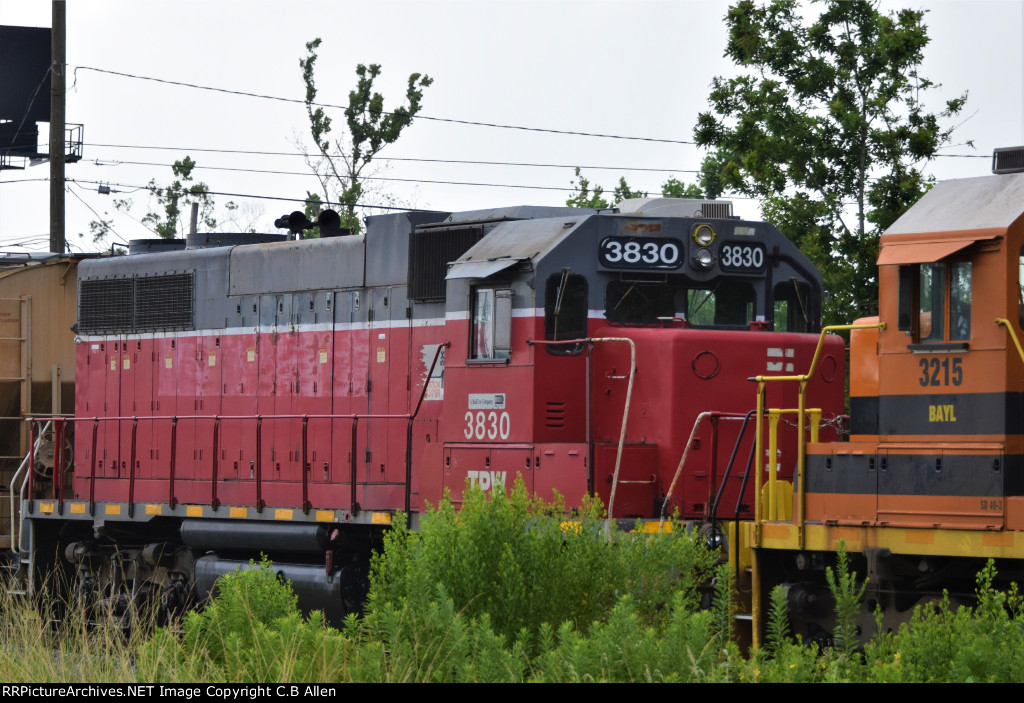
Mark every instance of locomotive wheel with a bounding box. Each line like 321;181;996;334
33;430;74;480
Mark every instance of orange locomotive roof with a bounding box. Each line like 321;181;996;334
877;229;1002;265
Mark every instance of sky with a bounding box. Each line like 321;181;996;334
0;0;1021;253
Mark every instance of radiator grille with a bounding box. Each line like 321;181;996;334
701;201;734;219
135;273;194;330
78;272;194;334
408;225;484;300
78;278;133;334
993;146;1024;174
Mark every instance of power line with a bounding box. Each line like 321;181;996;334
66;178;443;212
63;176;764;208
86;159;588;192
66;184;128;245
72;65;697;145
84;143;699;173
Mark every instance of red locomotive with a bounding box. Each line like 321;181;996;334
19;197;844;621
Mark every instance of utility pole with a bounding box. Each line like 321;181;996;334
48;0;66;254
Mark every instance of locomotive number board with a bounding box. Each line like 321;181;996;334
718;240;767;273
598;236;685;270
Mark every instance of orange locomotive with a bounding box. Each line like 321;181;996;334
750;148;1024;644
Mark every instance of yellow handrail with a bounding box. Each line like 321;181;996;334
996;318;1024;366
752;322;885;541
750;322;883;652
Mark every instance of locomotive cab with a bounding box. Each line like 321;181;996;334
807;171;1024;531
429;198;845;522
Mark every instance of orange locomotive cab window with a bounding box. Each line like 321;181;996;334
898;261;971;343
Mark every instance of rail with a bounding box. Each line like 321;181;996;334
25;343;450;524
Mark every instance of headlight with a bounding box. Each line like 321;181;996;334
693;247;715;269
692;224;715;247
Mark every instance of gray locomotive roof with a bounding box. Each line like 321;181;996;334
440;205;589;224
885;172;1024;235
446;215;589;279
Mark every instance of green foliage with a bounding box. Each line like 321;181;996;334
661;177;704;199
531;595;720;682
13;513;1024;682
694;0;967;324
863;561;1024;682
300;38;432;233
371;480;717;648
85;157;254;246
140;156;216;239
765;584;791;654
156;557;350;682
565;168;703;209
825;541;866;663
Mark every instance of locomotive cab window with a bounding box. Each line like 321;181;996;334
605;281;674;324
545;271;587;354
471;287;512;360
898;260;971;344
773;281;811;333
686;281;755;327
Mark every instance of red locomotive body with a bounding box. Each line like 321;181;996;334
22;198;843;619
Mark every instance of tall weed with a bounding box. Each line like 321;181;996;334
370;478;718;647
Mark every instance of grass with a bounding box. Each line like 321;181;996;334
2;496;1024;682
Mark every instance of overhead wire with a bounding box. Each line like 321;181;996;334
65;183;128;245
72;65;697;145
84;159;593;193
83;142;699;173
2;66;51;161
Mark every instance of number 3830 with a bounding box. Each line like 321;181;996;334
464;411;511;440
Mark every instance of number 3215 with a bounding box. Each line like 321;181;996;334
918;357;963;387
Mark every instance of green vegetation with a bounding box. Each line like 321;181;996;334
565;168;703;209
3;496;1024;682
694;0;967;325
299;39;432;234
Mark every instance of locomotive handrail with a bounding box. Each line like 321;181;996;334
659;411;750;527
996;318;1024;367
750;322;885;538
28;411;428;516
748;321;884;652
11;420;51;556
528;336;636;534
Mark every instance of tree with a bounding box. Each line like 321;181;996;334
84;157;259;247
140;156;216;239
300;38;432;233
566;168;702;208
694;0;967;323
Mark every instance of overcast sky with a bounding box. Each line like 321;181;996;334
0;0;1021;252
